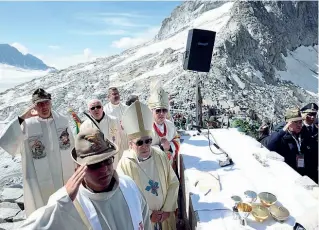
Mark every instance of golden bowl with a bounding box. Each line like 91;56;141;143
251;204;269;222
237;202;252;220
258;192;277;207
269;205;290;222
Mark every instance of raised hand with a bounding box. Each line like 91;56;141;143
20;105;38;120
65;164;87;201
160;138;170;151
283;121;292;131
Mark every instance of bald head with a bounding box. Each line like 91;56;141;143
87;99;104;120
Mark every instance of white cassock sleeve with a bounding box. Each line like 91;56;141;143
19;187;86;230
0;118;24;155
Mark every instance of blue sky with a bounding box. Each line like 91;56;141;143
0;1;181;69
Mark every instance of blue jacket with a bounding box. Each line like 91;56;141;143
266;127;318;183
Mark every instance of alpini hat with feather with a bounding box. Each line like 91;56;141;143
71;126;118;165
285;108;303;122
32;88;51;104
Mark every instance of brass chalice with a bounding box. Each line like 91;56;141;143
237;202;252;226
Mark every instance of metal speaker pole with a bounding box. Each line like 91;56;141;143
195;73;199;126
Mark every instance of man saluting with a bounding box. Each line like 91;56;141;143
20;126;151;230
0;88;75;216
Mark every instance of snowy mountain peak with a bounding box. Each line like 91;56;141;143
156;1;227;40
0;44;53;71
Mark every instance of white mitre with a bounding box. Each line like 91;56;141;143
122;101;153;139
148;80;169;110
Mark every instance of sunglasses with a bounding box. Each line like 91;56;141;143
90;105;102;111
133;138;153;146
155;109;168;114
87;157;114;170
307;113;317;117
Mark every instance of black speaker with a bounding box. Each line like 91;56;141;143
183;29;216;72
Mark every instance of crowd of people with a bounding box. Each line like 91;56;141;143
0;86;180;230
0;84;317;229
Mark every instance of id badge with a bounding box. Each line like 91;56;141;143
296;154;305;168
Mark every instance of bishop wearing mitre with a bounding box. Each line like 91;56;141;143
117;101;179;230
148;82;180;173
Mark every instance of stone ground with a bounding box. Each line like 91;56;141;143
0;186;25;230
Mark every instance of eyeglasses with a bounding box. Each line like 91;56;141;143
155;109;168;114
36;100;50;107
133;138;153;146
90;105;102;111
307;113;317;117
87;157;114;170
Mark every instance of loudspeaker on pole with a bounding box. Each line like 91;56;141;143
183;29;216;73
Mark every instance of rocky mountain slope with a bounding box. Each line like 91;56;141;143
0;1;318;193
0;44;52;71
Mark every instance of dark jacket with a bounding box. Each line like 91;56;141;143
266;128;318;183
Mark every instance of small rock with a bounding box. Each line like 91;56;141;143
0;220;24;230
9;184;23;189
0;202;21;223
3;165;8;169
0;188;23;202
14;196;24;210
0;202;20;209
13;210;26;222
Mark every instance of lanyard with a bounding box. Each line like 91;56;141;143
290;133;302;153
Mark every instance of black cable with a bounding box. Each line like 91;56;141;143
206;126;228;157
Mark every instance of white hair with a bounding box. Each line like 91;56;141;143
87;99;102;110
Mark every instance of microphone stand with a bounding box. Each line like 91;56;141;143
193;124;234;167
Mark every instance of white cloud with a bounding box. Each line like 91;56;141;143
69;29;127;36
111;26;159;49
83;48;92;61
10;42;28;55
48;45;61;50
112;37;146;49
96;12;147;18
102;17;149;27
40;48;100;69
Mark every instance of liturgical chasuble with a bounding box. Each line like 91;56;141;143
117;147;179;230
80;113;123;168
0;111;75;216
104;102;129;152
19;173;152;230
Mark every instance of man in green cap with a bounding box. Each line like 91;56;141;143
20;126;151;230
266;108;318;183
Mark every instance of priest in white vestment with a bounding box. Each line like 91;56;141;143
148;85;180;173
80;99;123;168
104;87;129;151
20;126;152;230
0;88;75;217
117;101;179;230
